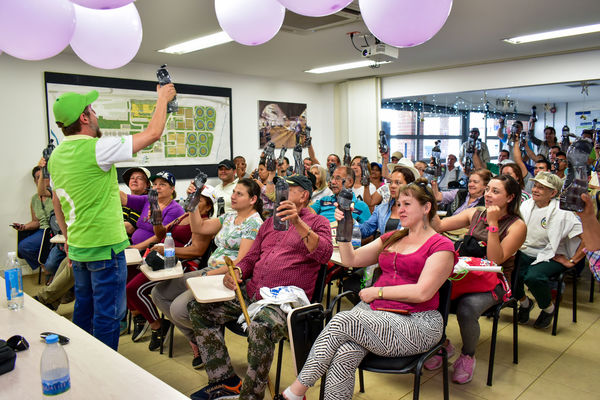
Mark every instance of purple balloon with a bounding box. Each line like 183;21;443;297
359;0;453;48
70;0;134;9
277;0;353;17
70;3;142;69
215;0;285;46
0;0;75;61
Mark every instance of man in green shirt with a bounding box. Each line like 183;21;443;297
48;83;175;350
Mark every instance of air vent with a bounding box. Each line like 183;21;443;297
281;7;361;34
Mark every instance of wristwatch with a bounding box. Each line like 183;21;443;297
486;226;499;233
378;287;384;299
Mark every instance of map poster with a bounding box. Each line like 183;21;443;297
44;72;232;180
258;100;307;149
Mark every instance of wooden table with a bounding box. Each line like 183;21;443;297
0;278;189;399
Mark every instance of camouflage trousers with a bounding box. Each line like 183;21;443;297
188;285;288;400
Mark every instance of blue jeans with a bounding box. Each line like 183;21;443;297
72;250;127;351
44;246;66;275
17;229;44;269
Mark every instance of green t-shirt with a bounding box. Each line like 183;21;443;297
48;135;130;262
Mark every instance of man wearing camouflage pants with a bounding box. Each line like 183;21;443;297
188;175;333;400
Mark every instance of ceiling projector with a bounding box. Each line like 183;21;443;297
361;43;398;62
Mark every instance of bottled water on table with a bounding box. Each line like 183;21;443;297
41;334;70;397
164;233;177;269
4;251;24;310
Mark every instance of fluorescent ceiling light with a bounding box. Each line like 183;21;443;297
503;23;600;44
305;60;391;74
158;31;233;54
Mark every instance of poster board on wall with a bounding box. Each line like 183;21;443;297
44;72;232;180
258;100;307;149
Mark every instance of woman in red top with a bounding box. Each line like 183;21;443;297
279;178;456;400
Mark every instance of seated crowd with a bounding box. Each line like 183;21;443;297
22;101;600;400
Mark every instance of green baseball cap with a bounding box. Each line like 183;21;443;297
53;90;99;126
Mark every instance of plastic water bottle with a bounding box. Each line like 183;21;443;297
351;223;362;249
273;178;290;231
164;233;177;269
336;187;354;242
40;334;70;397
4;251;24;310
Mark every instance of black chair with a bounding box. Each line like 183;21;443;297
224;263;329;393
17;227;53;284
481;265;519;386
324;280;452;400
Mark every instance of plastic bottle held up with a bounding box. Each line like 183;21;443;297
41;334;70;397
164;233;177;269
336;186;354;243
156;64;178;113
378;131;389;155
351;222;362;248
559;137;593;212
273;178;290;231
216;197;225;217
4;251;24;310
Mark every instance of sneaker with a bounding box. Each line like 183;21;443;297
452;354;476;384
517;297;535;324
190;340;204;369
132;315;149;342
424;341;455;370
190;375;242;400
533;309;554;329
148;319;172;351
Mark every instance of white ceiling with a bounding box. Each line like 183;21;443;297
125;0;600;87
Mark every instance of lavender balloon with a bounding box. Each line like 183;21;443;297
359;0;453;48
277;0;352;17
70;3;142;69
70;0;134;9
0;0;75;61
215;0;285;46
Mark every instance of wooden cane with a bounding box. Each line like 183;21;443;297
224;256;276;397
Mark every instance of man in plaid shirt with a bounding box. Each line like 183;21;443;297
189;175;333;400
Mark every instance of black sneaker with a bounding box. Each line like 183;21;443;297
192;355;204;369
190;375;242;400
517;297;535;324
148;319;172;351
533;309;554;329
132;315;149;342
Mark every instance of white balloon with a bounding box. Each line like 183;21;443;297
70;3;142;69
277;0;353;17
0;0;75;60
215;0;285;46
70;0;134;10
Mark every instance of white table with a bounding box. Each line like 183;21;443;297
140;262;184;281
0;278;188;399
124;248;143;266
50;234;66;244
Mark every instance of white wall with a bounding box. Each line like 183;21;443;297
0;53;334;270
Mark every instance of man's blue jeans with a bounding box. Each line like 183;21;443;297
17;229;44;269
72;250;127;351
44;246;66;275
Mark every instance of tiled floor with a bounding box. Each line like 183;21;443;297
24;271;600;399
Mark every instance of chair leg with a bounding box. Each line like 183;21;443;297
159;313;165;355
127;310;132;334
413;370;422;400
552;279;563;336
442;349;449;400
358;368;365;393
319;376;326;400
274;339;284;394
590;274;595;303
38;266;42;285
572;271;577;323
168;324;174;358
487;315;499;386
513;306;518;364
